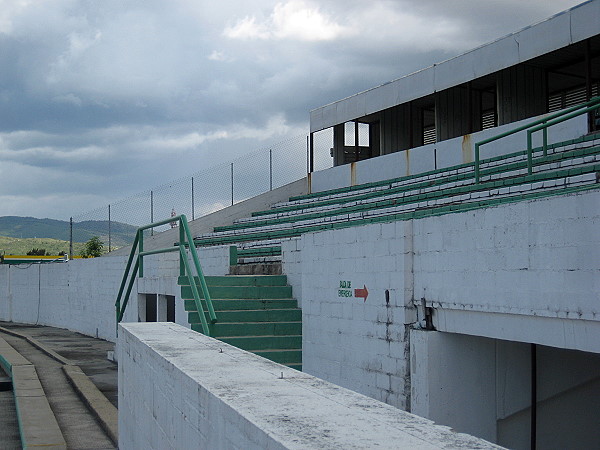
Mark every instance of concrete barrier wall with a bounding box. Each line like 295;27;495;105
300;189;600;409
118;322;499;450
413;189;600;351
311;113;587;193
0;244;231;342
411;329;600;449
301;221;414;409
0;255;132;341
280;237;303;307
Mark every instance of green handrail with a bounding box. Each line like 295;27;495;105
474;96;600;183
114;214;217;335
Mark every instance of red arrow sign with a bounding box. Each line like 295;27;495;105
354;285;369;302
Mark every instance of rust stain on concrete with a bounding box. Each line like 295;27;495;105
462;134;473;163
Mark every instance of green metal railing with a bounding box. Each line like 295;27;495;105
475;96;600;183
115;214;217;334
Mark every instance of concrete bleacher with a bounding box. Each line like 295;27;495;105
194;134;600;255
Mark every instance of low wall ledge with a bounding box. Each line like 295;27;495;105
119;322;502;449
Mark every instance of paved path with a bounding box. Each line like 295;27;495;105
0;385;20;448
0;322;118;449
0;322;118;407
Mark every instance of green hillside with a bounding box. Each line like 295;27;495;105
0;236;85;256
0;216;137;247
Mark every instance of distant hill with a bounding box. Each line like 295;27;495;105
0;236;85;256
0;216;137;247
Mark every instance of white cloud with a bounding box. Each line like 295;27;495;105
0;0;585;220
0;0;33;34
350;4;473;52
224;1;348;41
208;50;229;61
224;16;270;40
139;114;297;153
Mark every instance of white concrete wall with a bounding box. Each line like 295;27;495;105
299;188;600;416
137;246;230;330
414;189;600;351
310;113;587;193
301;221;415;409
118;322;500;450
280;238;303;307
0;244;231;342
411;331;498;443
411;330;600;449
0;255;133;341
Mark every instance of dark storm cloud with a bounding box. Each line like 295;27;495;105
0;0;584;219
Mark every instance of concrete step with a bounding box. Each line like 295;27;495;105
229;262;283;275
189;321;302;337
189;309;301;323
253;349;302;365
216;335;302;351
181;284;293;300
181;274;302;370
281;135;599;207
179;275;288;287
184;298;299;311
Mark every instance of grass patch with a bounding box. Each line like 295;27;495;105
0;236;86;256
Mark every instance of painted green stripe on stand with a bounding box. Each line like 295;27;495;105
184;298;299;312
214;335;302;351
191;322;302;337
181;285;293;300
188;309;301;323
254;350;302;364
179;275;288;287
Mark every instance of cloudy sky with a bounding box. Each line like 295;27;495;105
0;0;584;221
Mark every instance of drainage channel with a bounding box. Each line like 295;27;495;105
0;367;20;448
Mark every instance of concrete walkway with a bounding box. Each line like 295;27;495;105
0;322;118;449
0;381;20;448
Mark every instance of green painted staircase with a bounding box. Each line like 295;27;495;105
179;275;302;370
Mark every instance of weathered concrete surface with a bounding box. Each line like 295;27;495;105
119;322;503;449
0;336;66;449
63;364;118;446
0;322;117;407
0;323;118;448
0;386;20;448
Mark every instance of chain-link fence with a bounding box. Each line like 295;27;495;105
71;130;334;252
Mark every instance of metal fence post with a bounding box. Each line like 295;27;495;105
108;204;112;252
150;190;154;236
269;149;273;191
69;217;73;259
191;177;195;221
231;162;234;206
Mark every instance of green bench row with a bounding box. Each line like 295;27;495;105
195;181;599;247
213;147;599;233
287;133;600;203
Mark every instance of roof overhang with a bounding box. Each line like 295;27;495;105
309;0;600;133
